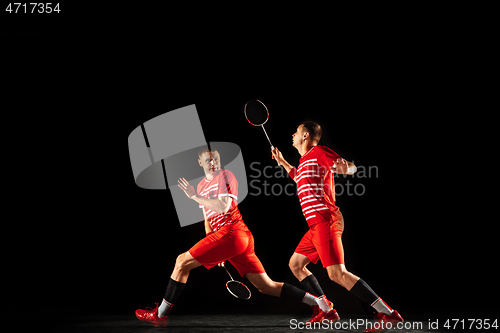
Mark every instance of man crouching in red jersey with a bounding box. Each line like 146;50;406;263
135;146;334;327
272;121;403;333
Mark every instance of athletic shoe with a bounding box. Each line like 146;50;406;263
135;303;169;327
306;308;340;324
309;299;334;322
364;310;403;333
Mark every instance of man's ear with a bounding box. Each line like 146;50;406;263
303;131;310;140
198;159;203;167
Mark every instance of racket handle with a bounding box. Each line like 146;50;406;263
270;146;281;166
223;264;234;281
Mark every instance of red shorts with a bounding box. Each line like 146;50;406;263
295;219;344;268
188;221;265;277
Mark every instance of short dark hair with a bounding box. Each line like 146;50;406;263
197;144;218;158
299;121;322;143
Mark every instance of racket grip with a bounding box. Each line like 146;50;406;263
271;146;281;166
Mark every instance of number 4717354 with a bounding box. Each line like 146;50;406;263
443;319;498;330
6;3;60;13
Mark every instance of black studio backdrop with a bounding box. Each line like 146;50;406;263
4;12;498;320
39;87;496;318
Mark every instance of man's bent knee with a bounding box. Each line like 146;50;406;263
175;253;192;271
328;270;343;284
289;254;307;272
327;265;346;284
289;258;300;272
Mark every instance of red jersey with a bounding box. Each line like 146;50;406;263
289;145;343;227
197;169;243;232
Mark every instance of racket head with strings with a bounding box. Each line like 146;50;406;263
226;280;252;300
244;99;269;126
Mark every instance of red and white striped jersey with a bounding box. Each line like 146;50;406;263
197;169;243;232
290;145;343;227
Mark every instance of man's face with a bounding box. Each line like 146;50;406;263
292;125;307;148
198;151;221;174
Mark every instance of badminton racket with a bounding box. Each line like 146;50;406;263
244;99;279;165
221;262;251;300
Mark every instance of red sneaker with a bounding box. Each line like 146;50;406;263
364;310;403;333
306;308;340;324
135;303;169;327
309;299;334;322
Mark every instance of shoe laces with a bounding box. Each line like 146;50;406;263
145;303;159;312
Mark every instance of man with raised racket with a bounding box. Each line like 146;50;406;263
135;146;335;327
272;121;403;332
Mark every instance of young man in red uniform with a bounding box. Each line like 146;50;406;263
272;121;403;331
135;146;333;327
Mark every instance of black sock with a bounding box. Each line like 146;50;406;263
164;278;186;304
279;282;307;302
349;279;379;304
300;274;325;297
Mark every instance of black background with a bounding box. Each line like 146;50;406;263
2;3;497;325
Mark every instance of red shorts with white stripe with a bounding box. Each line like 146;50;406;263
294;219;344;268
188;221;266;277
